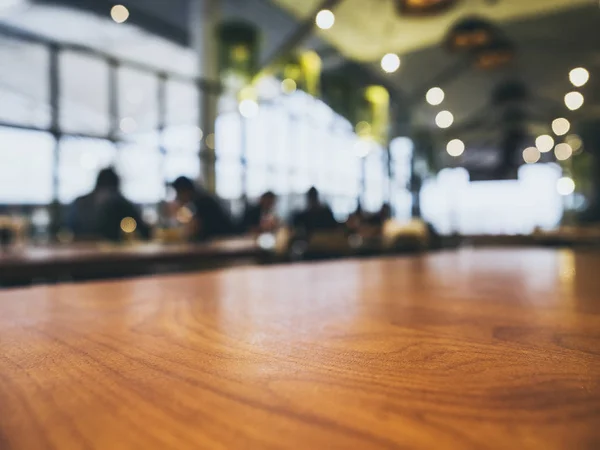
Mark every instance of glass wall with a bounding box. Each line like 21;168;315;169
421;165;563;235
215;91;376;220
0;27;403;224
0;127;54;204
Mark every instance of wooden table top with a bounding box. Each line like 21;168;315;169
1;248;599;449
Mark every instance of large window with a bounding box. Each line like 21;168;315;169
116;136;164;204
0;22;402;218
0;127;54;204
0;39;49;129
60;51;110;135
58;137;116;203
421;165;563;235
364;146;386;212
213;89;371;220
390;137;413;220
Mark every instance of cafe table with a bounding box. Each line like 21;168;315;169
1;248;599;449
0;237;267;285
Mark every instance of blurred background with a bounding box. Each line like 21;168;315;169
0;0;599;284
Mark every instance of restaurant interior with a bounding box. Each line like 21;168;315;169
1;0;599;448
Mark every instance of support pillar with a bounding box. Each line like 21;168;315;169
190;0;220;193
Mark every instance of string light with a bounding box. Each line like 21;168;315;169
565;134;583;153
551;118;570;136
111;5;129;23
435;110;454;129
205;133;215;150
554;143;573;161
381;53;401;73
120;217;137;233
535;135;554;153
426;87;445;106
281;78;297;94
315;9;335;29
565;91;584;111
569;67;589;87
522;146;540;164
446;139;464;157
557;177;575;196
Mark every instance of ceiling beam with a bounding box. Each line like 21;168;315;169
259;0;344;70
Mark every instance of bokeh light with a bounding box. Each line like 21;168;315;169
120;217;137;233
315;10;335;30
551;118;570;136
565;134;583;153
239;99;259;118
554;143;573;161
556;177;575;196
205;133;215;150
569;67;589;87
281;78;297;94
522;146;540;164
446;139;465;157
111;5;129;23
426;87;445;106
565;91;584;111
381;53;401;73
435;110;454;129
535;134;554;153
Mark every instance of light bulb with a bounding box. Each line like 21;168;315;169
535;134;554;153
426;87;444;106
565;91;584;111
554;143;573;161
281;78;297;94
569;67;589;87
446;139;464;157
557;177;575;196
316;10;335;30
522;147;540;164
111;4;129;23
551;118;570;136
435;110;454;129
381;53;401;73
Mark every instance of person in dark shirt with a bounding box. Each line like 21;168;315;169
366;203;392;228
171;176;234;241
241;191;278;234
292;187;338;235
68;168;150;242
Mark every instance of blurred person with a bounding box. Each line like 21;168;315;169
292;187;338;235
68;168;150;242
171;176;234;241
367;203;392;228
241;191;279;234
346;202;364;234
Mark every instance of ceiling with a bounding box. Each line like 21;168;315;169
2;0;600;180
271;0;592;61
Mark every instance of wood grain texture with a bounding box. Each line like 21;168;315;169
1;248;599;449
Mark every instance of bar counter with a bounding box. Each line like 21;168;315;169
1;248;599;449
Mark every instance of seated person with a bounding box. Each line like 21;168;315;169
346;203;364;234
292;187;338;236
241;191;279;234
68;168;150;242
366;203;392;228
171;176;234;241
